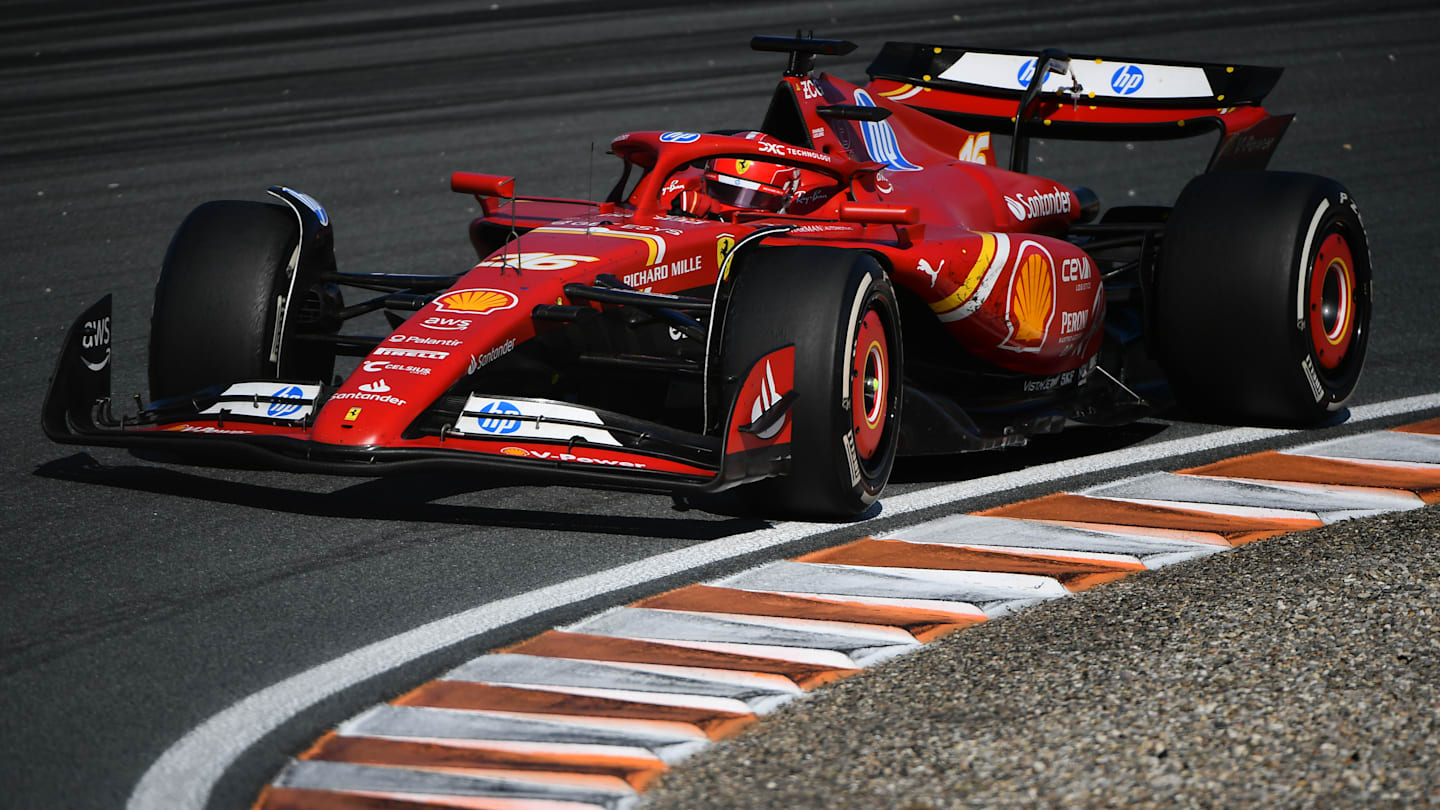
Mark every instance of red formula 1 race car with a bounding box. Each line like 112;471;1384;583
43;36;1372;519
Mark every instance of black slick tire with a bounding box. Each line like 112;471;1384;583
149;200;327;400
1157;171;1371;425
720;246;903;519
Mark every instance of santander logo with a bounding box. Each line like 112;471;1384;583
359;379;391;393
1007;187;1072;222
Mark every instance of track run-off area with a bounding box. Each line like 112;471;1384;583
130;394;1440;810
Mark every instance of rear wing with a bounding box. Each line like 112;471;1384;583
866;42;1292;174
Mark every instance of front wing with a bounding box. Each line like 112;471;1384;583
41;296;794;496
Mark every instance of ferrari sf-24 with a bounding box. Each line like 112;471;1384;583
43;36;1372;519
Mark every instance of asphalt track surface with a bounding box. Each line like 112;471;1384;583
2;2;1437;808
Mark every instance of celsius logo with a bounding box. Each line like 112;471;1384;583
475;400;522;434
267;385;304;418
659;131;701;143
359;379;390;393
1111;64;1144;95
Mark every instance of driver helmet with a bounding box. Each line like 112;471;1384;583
703;155;801;213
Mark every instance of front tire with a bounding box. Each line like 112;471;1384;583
1157;171;1371;424
720;246;903;519
149;200;333;400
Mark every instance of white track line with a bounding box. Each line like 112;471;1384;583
127;392;1440;810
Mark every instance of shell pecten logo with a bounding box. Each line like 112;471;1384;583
434;288;519;315
1011;251;1054;345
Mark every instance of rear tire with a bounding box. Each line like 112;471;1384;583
1157;171;1371;424
720;246;903;519
149;200;333;400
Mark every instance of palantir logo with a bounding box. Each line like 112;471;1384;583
1111;64;1144;95
476;400;523;434
268;385;304;418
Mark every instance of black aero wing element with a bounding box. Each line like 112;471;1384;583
42;295;113;442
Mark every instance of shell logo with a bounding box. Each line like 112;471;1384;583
1010;251;1054;345
434;288;519;315
500;446;529;457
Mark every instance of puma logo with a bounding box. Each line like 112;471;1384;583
918;258;944;288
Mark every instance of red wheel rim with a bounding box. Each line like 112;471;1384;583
851;309;889;460
1308;231;1356;370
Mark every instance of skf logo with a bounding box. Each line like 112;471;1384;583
434;288;519;314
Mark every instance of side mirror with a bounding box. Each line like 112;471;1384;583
451;172;515;198
838;201;919;225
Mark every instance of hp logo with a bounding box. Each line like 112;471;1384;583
268;385;304;418
1016;58;1037;87
476;400;523;434
1110;64;1145;95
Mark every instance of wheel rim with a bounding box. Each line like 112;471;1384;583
851;308;889;460
1308;231;1357;371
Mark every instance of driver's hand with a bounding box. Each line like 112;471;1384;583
668;179;715;219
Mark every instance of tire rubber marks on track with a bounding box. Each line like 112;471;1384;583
253;419;1440;810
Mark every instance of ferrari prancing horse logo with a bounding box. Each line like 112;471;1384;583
716;234;737;276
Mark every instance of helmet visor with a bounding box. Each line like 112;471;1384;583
706;172;788;211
